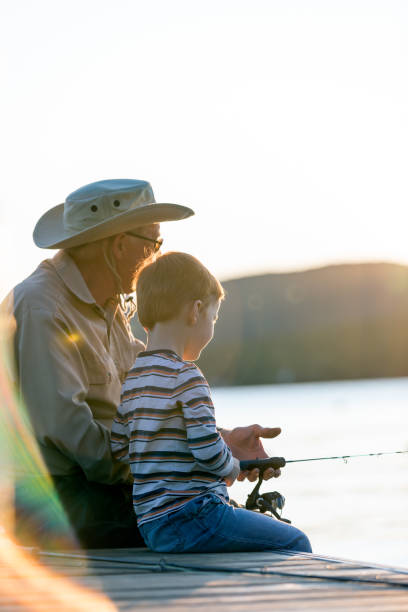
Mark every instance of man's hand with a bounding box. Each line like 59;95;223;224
220;424;282;483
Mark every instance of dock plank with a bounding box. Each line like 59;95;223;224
2;547;408;611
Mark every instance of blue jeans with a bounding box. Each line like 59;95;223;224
140;493;312;553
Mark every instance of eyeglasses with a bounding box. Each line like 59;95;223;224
127;231;163;253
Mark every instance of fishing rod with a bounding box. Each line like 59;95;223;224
239;450;408;523
240;449;408;472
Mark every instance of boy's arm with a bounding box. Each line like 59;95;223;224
177;364;236;479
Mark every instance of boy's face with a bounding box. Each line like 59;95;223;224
184;298;221;361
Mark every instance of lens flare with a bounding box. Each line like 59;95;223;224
0;532;116;611
0;306;116;610
0;306;75;550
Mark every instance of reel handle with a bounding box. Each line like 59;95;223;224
240;457;286;473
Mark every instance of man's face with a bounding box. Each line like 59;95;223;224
117;223;161;293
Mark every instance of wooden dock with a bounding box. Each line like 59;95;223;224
2;546;408;611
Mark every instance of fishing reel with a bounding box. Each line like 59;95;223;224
240;458;291;523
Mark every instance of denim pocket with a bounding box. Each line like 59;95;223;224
183;494;223;519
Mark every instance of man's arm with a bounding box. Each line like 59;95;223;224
15;305;129;484
110;403;130;464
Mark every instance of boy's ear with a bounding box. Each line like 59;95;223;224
187;300;203;326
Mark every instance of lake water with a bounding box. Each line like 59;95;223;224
212;377;408;568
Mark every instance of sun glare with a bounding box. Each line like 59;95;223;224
0;532;116;612
0;309;116;610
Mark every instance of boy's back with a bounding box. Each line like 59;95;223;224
111;348;235;526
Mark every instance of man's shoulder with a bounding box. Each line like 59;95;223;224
10;259;62;316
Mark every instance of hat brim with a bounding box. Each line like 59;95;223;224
33;201;194;249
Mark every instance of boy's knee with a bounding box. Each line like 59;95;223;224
294;529;312;553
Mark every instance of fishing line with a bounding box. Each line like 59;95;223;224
240;450;408;471
287;449;408;464
240;450;408;522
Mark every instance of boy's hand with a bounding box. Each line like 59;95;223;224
220;424;282;483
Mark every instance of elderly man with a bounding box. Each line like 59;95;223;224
8;179;281;548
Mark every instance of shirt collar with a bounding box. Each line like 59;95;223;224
50;250;97;304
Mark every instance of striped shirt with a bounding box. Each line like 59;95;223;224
110;349;235;526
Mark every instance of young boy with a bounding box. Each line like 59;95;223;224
111;252;311;553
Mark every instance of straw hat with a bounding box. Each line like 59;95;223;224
33;179;194;249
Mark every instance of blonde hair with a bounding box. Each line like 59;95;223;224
136;252;224;330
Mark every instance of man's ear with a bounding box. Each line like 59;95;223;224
187;300;203;326
110;233;127;260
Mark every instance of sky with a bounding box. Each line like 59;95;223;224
1;0;407;298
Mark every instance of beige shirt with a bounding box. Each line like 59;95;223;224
8;250;141;483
